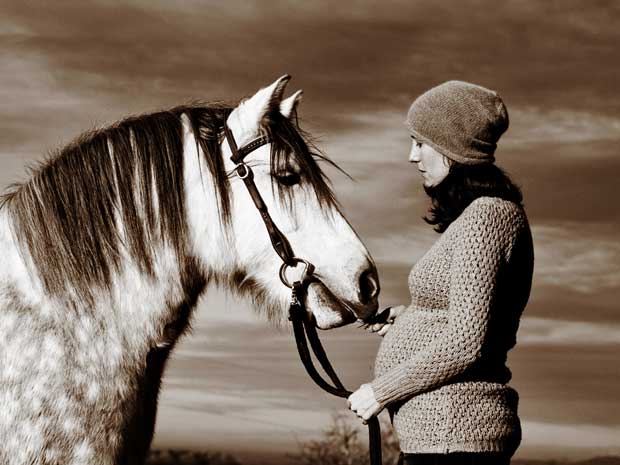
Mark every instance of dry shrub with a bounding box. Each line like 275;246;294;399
147;449;241;465
292;412;400;465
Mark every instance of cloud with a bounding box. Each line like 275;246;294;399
0;52;94;139
511;341;619;428
507;107;620;147
508;142;620;223
320;110;408;163
518;317;620;345
2;0;619;124
153;398;334;454
520;420;620;457
532;223;620;294
364;227;436;267
160;379;316;418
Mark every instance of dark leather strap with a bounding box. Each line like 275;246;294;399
224;124;296;266
289;282;383;465
236;135;273;162
224;124;273;164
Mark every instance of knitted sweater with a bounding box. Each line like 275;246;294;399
372;196;534;455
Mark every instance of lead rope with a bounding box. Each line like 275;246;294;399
222;123;382;465
289;281;382;465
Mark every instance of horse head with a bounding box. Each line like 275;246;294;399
216;76;380;329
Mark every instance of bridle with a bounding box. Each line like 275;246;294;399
222;123;382;465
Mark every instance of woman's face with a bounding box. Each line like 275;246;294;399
408;138;450;187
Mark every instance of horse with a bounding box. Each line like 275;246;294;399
0;75;380;465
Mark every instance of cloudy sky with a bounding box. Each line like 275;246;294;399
1;0;619;461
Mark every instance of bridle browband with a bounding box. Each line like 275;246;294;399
222;123;382;465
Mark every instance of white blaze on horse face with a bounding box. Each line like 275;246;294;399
216;76;379;328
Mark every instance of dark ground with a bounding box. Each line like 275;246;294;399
147;450;620;465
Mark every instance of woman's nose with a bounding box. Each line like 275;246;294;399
409;147;420;163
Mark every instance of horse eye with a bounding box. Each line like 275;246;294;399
274;171;301;187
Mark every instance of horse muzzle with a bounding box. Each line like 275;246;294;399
304;277;377;330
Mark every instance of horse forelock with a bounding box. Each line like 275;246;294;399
263;109;343;216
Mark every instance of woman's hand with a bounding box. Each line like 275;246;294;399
348;384;382;424
366;305;407;336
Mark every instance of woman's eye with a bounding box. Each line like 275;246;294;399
274;172;301;187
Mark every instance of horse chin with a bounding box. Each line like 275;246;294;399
305;281;357;330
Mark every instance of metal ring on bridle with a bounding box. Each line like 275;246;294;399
279;258;315;288
235;163;250;179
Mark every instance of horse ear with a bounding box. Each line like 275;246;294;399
244;74;291;120
280;90;303;118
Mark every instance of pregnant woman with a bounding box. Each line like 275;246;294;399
348;81;534;465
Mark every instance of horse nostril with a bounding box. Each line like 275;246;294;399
358;266;380;305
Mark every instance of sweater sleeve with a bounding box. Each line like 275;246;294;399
370;200;521;406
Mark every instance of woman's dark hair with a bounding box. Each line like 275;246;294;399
424;162;523;233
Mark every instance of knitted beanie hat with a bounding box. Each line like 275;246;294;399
405;80;509;164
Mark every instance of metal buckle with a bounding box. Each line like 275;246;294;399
279;258;315;288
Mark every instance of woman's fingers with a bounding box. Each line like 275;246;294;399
377;324;391;336
360;305;408;335
389;305;407;320
353;403;380;422
362;409;375;421
348;384;382;422
370;323;384;332
365;321;393;336
348;390;365;411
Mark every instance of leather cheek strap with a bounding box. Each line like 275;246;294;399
223;123;296;266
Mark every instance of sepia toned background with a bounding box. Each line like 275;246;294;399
1;0;618;461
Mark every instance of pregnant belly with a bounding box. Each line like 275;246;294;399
374;307;448;377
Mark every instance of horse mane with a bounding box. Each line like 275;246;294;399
1;102;339;304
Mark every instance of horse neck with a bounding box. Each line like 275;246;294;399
181;114;237;279
2;166;202;359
